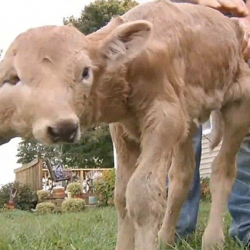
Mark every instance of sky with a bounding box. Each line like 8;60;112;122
0;0;148;185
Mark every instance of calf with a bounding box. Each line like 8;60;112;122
1;1;250;249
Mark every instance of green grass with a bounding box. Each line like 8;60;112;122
0;202;246;250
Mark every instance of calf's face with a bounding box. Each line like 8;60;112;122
0;26;93;144
0;21;152;145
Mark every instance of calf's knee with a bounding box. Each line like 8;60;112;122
126;173;166;226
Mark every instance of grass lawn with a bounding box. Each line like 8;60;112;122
0;201;246;250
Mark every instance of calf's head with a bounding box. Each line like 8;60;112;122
0;20;152;145
0;26;90;144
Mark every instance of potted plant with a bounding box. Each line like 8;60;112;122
62;198;85;213
37;190;50;203
67;182;82;198
36;202;56;215
94;169;116;206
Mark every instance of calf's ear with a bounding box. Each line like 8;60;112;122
100;20;152;66
0;51;19;87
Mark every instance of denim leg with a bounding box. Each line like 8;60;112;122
175;126;202;238
228;134;250;245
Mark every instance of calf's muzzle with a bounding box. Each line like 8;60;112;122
47;119;79;143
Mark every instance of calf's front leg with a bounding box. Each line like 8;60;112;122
125;103;187;250
110;124;140;250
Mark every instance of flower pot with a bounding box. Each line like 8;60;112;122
89;196;97;205
74;194;83;199
53;187;65;198
67;192;72;199
7;203;16;210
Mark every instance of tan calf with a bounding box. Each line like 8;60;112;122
1;1;250;249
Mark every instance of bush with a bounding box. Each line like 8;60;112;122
37;190;50;202
62;198;85;213
94;169;116;206
67;182;82;197
0;182;38;210
201;177;211;201
36;202;55;215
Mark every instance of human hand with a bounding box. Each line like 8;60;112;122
234;18;250;60
196;0;248;17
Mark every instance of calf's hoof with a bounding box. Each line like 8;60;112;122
202;227;225;250
158;228;175;249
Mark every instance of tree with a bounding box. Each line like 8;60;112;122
61;125;114;168
63;0;138;35
17;0;138;168
17;139;63;166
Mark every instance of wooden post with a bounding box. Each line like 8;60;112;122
37;157;43;190
80;170;84;187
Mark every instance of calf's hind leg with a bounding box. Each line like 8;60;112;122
158;123;197;247
202;102;250;250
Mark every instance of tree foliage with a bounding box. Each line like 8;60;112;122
61;125;114;168
63;0;138;35
17;0;138;168
17;139;63;166
17;124;114;168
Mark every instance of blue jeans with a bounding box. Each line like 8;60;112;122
177;127;250;245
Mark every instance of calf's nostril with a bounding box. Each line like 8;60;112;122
47;126;60;142
47;120;79;143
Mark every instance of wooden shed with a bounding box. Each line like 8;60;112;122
14;158;43;191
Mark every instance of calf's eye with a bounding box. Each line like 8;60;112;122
82;67;90;79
